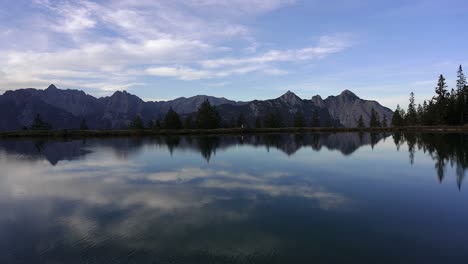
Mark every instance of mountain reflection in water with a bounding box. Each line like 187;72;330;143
0;132;467;264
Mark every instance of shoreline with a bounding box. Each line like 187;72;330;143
1;126;468;138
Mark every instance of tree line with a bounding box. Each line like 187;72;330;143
130;102;330;130
392;65;468;126
129;99;221;130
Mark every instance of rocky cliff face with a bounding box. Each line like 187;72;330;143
323;90;393;128
0;84;394;130
217;91;340;127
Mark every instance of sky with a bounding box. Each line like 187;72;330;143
0;0;467;109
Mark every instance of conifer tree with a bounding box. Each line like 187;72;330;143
456;65;466;93
357;115;365;128
392;106;404;127
294;111;306;127
382;115;388;128
455;65;467;124
80;118;89;130
255;116;262;128
30;114;52;130
236;112;245;128
196;100;220;129
164;107;182;129
184;116;193;129
147;120;154;130
369;108;381;127
416;104;424;125
435;74;448;102
130;116;144;130
311;109;320;127
406;92;418;125
264;111;282;128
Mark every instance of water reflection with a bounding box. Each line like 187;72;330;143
0;133;466;188
0;133;467;263
0;132;389;163
392;132;468;189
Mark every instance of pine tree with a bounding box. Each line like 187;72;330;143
392;106;404;127
465;85;468;124
164;107;182;129
294;111;306;127
80;118;89;130
382;115;388;128
434;74;449;124
416;104;424;125
147;120;154;130
406;92;418;125
311;109;320;127
421;101;428;124
255;116;262;128
357;115;365;128
129;116;144;130
30;114;52;130
264;111;282;128
369;108;381;127
456;65;466;93
184;116;193;129
236;112;245;128
435;74;448;102
196;100;220;129
456;65;467;124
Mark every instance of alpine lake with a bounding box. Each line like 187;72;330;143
1;132;467;264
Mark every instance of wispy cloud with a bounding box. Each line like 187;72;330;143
0;0;352;92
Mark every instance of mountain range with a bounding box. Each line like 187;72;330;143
0;84;393;130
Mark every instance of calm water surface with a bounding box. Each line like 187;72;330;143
0;133;467;263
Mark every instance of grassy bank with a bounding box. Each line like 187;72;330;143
1;126;468;138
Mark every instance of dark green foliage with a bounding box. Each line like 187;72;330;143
392;105;405;127
196;100;220;129
435;74;449;102
456;65;466;94
356;115;365;128
184;116;193;129
236;112;245;128
369;108;381;127
311;109;320;127
416;104;424;125
80;118;89;130
227;117;236;128
129;116;144;130
155;119;162;129
382;116;388;128
164;107;182;129
293;111;306;127
255;116;262;128
30;114;52;130
147;120;154;130
403;66;468;126
264;111;283;128
465;85;468;123
406;92;418;125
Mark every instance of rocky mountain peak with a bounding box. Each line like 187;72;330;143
46;84;58;90
279;90;302;105
339;89;359;100
311;95;325;108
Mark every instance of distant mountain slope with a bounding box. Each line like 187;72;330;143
323;90;394;128
0;84;394;130
217;91;340;127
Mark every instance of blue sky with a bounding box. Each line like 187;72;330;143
0;0;467;109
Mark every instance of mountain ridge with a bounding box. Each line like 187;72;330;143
0;84;393;130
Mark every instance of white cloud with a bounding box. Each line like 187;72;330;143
200;34;354;68
0;0;353;92
146;66;212;81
